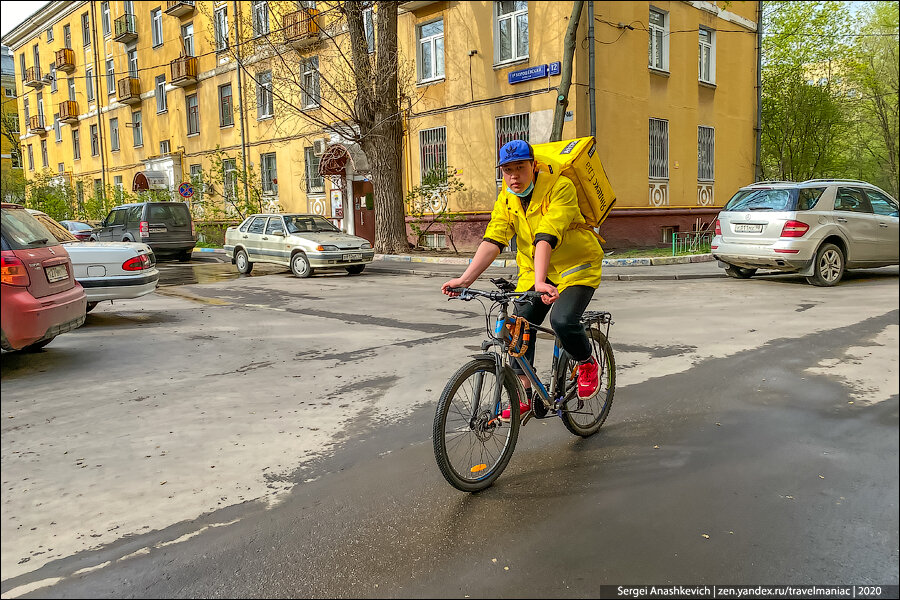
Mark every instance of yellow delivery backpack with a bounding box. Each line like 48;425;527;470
531;137;617;234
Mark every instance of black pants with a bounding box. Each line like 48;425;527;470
511;284;595;375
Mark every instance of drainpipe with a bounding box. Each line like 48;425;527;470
90;0;108;194
755;0;763;181
588;0;596;139
233;0;250;207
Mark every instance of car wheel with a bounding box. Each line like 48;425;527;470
235;249;253;274
86;302;99;313
290;252;313;278
22;337;55;352
724;264;757;279
178;250;193;262
806;243;845;287
346;265;365;275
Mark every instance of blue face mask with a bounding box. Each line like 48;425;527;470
507;181;534;198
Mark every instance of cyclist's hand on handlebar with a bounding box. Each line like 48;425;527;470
535;281;559;305
441;277;470;297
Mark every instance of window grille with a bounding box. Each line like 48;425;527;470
261;153;278;194
495;112;529;180
419;126;447;182
698;126;714;181
649;118;668;179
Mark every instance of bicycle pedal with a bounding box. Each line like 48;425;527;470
532;401;549;419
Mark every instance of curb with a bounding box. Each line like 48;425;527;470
373;253;715;268
193;248;227;254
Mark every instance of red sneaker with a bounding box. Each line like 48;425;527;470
577;357;599;398
500;400;531;422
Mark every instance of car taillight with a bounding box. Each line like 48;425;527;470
1;251;31;286
139;221;149;237
715;219;721;236
780;220;809;237
122;254;151;271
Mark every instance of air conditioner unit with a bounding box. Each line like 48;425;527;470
313;138;327;156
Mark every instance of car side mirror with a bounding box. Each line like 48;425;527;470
272;230;285;237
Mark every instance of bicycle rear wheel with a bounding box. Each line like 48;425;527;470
559;328;616;437
433;358;520;492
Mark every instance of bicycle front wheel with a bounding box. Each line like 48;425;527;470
433;359;520;492
559;328;616;437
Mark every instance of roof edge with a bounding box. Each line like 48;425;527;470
1;2;86;50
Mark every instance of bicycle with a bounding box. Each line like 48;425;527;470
433;278;616;492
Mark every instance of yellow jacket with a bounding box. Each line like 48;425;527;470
484;162;604;292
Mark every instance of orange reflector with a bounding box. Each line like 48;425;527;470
470;464;488;473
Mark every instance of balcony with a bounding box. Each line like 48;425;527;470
170;55;197;87
284;8;321;49
55;48;76;73
25;66;43;89
398;1;440;13
114;13;137;43
28;115;47;135
59;100;79;124
117;77;142;104
165;1;195;17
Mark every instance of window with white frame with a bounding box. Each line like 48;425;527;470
649;117;668;179
110;116;119;151
50;63;57;92
189;164;203;203
495;1;528;65
419;126;447;182
90;123;99;156
160;139;170;154
698;126;714;181
364;7;375;54
151;8;163;46
41;139;48;167
47;27;54;43
27;144;34;170
106;59;115;94
82;12;91;47
305;147;324;192
182;23;194;56
223;158;237;201
101;1;111;37
417;20;444;82
699;28;715;84
68;77;76;101
214;6;228;51
53;114;61;141
495;112;529;180
156;75;167;112
261;152;278;194
252;1;269;36
219;83;233;127
23;97;29;123
86;66;94;102
257;70;273;117
63;24;71;49
301;58;320;108
648;7;668;72
72;128;80;159
128;49;138;78
132;110;143;147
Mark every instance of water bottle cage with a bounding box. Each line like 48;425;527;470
505;317;531;358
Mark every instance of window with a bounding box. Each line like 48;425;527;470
265;216;284;235
649;8;668;71
86;66;94;102
495;112;529;179
46;27;54;42
866;189;899;216
300;58;319;108
114;175;124;201
257;70;273;117
834;188;873;213
417;20;444;82
156;75;167;112
11;147;21;168
699;28;715;84
214;6;229;51
364;7;375;54
223;158;237;201
186;94;199;134
219;83;233;127
252;1;269;36
72;128;80;159
160;139;170;154
698;126;714;181
152;8;163;46
41;139;48;167
90;123;99;156
305;147;323;192
8;113;18;133
132;110;143;146
54;113;61;142
101;1;111;37
27;144;34;170
63;24;71;49
58;163;64;174
128;50;138;78
247;215;266;234
419;126;447;182
82;12;91;47
106;59;115;94
23;98;29;123
50;64;58;92
182;23;194;56
495;1;528;64
189;164;203;202
33;43;40;72
649;117;669;179
68;77;76;102
110;117;119;151
19;53;25;82
93;179;104;201
261;153;278;194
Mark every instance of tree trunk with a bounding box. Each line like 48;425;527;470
550;1;585;142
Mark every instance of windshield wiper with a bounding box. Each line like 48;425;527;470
747;206;775;211
26;238;49;245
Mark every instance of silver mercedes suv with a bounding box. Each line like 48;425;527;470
712;179;899;286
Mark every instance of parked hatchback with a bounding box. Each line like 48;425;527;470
59;220;95;241
712;179;899;286
92;201;197;261
1;203;86;352
224;214;374;278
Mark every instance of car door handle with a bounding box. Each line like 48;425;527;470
242;235;248;238
262;236;269;240
836;217;848;223
879;223;889;228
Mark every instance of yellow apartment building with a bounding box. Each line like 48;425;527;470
2;45;23;182
3;1;760;249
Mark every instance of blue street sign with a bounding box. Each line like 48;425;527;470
508;62;562;84
179;182;194;198
549;61;561;76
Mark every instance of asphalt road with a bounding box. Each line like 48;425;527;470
1;262;898;598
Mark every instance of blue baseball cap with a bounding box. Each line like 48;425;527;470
497;140;534;167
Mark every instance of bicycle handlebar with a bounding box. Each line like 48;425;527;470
447;287;544;303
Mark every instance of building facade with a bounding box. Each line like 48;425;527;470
3;1;760;249
1;45;22;178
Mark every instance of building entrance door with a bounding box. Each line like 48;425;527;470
352;180;375;245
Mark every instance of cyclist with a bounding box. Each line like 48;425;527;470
441;139;605;420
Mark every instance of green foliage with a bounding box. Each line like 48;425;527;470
23;172;76;221
1;164;26;204
406;166;468;252
197;146;280;220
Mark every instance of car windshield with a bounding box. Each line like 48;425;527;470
66;221;93;231
148;204;191;226
284;215;340;233
1;207;56;248
34;214;78;243
725;189;797;211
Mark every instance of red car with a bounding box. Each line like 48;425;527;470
1;203;86;352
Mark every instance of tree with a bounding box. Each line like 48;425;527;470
550;1;585;142
406;165;468;252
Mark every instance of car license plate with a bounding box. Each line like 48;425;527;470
734;224;763;233
343;253;363;261
45;264;68;283
149;226;167;233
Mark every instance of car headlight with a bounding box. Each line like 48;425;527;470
316;245;339;251
360;242;372;249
